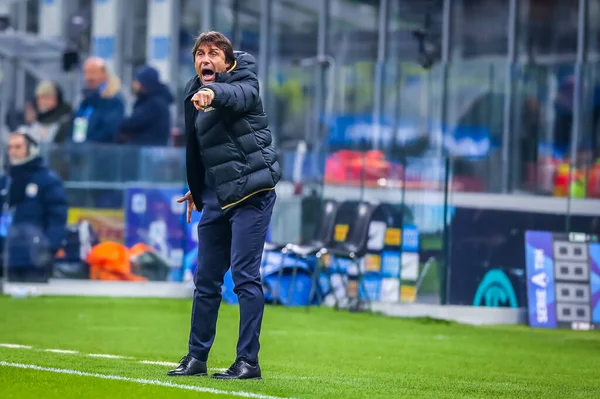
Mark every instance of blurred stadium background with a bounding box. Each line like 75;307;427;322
0;0;600;398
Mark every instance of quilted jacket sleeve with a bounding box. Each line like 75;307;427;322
205;73;260;113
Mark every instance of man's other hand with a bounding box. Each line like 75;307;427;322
177;190;197;223
192;89;214;110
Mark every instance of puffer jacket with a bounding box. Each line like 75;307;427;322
73;75;125;143
0;157;68;268
184;51;281;211
119;66;174;146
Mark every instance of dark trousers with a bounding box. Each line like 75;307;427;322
188;188;276;364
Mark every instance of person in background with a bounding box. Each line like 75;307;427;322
117;65;173;146
5;97;37;132
28;80;73;144
0;132;68;282
23;98;38;126
72;56;125;143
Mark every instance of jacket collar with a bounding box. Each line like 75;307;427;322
10;157;44;178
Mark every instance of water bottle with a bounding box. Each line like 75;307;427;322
72;117;88;143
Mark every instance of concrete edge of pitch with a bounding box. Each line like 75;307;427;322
370;301;527;326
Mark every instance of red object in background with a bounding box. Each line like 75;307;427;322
325;150;397;185
553;163;572;197
293;182;303;195
553;162;589;198
588;161;600;198
324;149;487;191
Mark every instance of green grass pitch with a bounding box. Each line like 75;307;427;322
1;295;599;398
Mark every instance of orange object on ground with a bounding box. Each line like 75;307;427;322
86;242;147;281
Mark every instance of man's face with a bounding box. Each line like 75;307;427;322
7;135;28;164
194;43;230;84
36;93;57;113
83;62;107;89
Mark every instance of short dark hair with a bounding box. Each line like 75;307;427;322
192;31;235;67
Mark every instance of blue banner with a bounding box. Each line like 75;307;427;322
124;186;188;282
525;231;557;329
525;231;600;330
589;244;600;324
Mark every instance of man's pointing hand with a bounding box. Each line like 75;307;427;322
192;89;215;111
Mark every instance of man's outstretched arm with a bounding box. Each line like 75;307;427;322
203;77;260;113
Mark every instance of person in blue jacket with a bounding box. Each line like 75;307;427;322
117;65;174;146
0;131;68;282
72;57;125;143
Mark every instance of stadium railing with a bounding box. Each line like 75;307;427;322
2;142;598;309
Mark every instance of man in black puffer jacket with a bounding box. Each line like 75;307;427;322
169;31;280;381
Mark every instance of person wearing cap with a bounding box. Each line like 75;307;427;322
28;80;74;144
117;65;174;146
0;132;68;282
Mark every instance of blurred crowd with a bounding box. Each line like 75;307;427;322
0;55;180;281
7;56;174;147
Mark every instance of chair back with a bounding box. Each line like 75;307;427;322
310;199;341;248
343;201;376;256
327;201;376;256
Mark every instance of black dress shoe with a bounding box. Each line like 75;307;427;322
167;355;207;376
212;358;261;380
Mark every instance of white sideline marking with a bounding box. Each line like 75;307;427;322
0;344;32;349
87;354;127;359
1;343;234;373
0;362;290;399
44;349;79;354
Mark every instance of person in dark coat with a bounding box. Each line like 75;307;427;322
168;31;280;380
29;80;73;144
0;132;68;282
118;65;174;146
72;56;125;143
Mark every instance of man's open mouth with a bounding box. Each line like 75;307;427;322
202;68;215;81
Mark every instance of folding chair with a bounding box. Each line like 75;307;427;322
307;201;377;312
273;199;341;304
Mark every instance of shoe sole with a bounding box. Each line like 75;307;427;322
167;373;208;377
211;376;262;380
